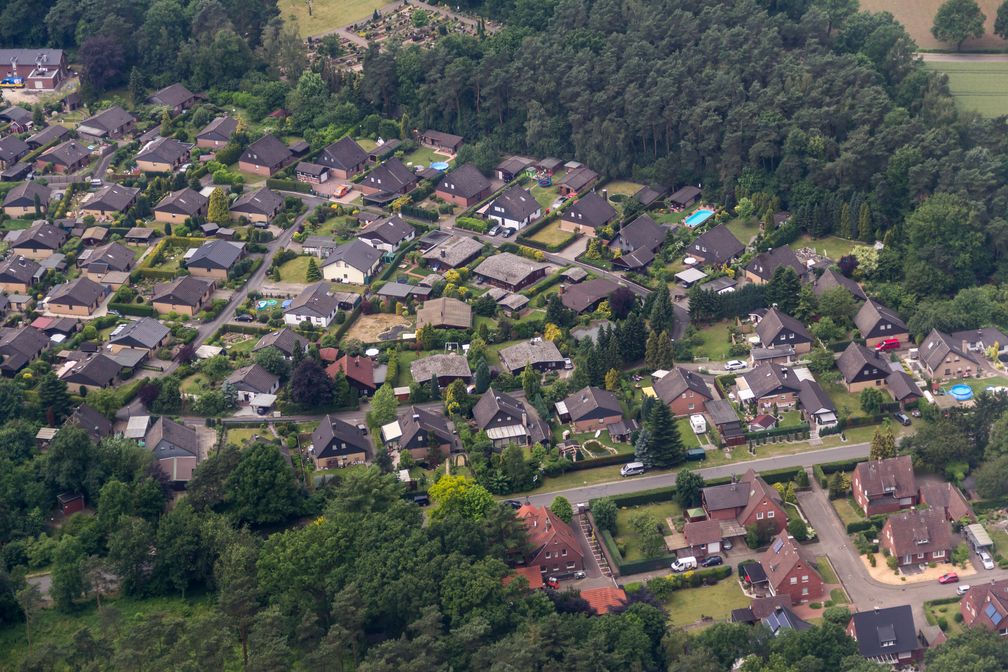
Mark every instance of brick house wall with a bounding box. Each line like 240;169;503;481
739;498;787;534
754;391;798;413
666;392;709;417
772;563;824;604
851;470;917;517
571;413;623;433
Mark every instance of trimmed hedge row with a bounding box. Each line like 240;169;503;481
567;453;635;472
745;423;810;442
522;272;565;299
217;322;273;337
265;178;312;194
400;204;438;221
456;216;488;233
109;302;156;317
846;514;887;535
332;303;364;344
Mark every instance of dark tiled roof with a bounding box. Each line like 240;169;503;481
84;242;134;273
226;363;278;394
561;166;598;192
756;308;812;347
69;403;113;441
79;106;135;134
797;379;835;414
311;414;370;458
689;224;744;266
746;246;805;282
855;299;907;339
562;191;616;229
653;367;712;405
669;185;701;205
359;215;414;246
253;327;306;357
322;240;382;274
155;188;208;217
886;370;922;401
84;184;139;213
437;163;489;200
560;278;620;313
499;339;564;373
0;135;29;163
740;363;802;399
108;317;169;349
813;268;866;301
488;185;540;223
62;353;120;388
362;157;415;192
617;214;665;252
561;386;622;422
152;275;213;307
188;240;244;270
849;605;918;659
883;508;953;558
3;181;51;208
26;124;70;148
10;220;65;250
920;329;976;373
145;416;198;457
837;342;891;384
149;83;195;108
197;116;238;142
231;187;282;216
136;136;190;166
318;136;368;171
240;134;292;168
47;277;105;307
854;455;916;502
0;255;39;284
39;140;90;167
286;282;340;319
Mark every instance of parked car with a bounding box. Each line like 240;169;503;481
235;314;254;322
980;551;995;570
893;412;911;426
501;227;516;237
546;576;560;589
725;360;747;371
938;572;959;584
875;338;901;352
671;556;698;572
620;461;645;477
503;499;522;509
573;570;587;579
701;555;724;567
722;539;733;551
488;225;501;236
957;584;972;596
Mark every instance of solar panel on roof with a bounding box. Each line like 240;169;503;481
773;538;785;553
986;603;1004;626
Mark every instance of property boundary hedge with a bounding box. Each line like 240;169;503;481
846;514;887;535
522;272;565;299
399;204;438;221
265;178;312;193
567;453;635;472
108;302;156;317
745;423;810;442
332;304;364;344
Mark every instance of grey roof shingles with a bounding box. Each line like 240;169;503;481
689;224;744;266
617;214;665;252
187;240;244;271
84;184;140;213
152;275;213;307
318;137;368;171
226;363;279;394
756;308;812;347
135;136;190;166
359;215;414;247
108;317;170;349
240;134;292;169
437;163;490;200
410;353;471;382
149;83;195;109
322;239;383;274
285;282;341;318
487;185;540;223
498;339;564;373
473;252;548;287
47;277;105;307
155;188;208;217
561;386;622;422
197;116;238;143
231;187;282;217
562;191;616;229
653;367;712;405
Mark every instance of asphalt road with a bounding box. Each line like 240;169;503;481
525;442;872;507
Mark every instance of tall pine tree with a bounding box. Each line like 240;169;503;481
646;402;685;468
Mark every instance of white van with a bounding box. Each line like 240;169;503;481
620;462;645;477
671;556;698;572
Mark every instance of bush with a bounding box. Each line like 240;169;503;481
456;216;488;233
954;612;963;623
808;602;822;609
886;555;899;572
937;616;948;631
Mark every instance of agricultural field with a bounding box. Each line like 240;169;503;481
928;60;1008;117
277;0;389;37
860;0;1006;50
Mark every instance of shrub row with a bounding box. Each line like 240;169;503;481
522;272;565;299
846;514;887;535
216;322;273;337
456;216;488;234
109;302;156;317
643;565;733;596
399;204;438;221
745;423;810;442
566;453;635;472
332;304;364;344
265;178;312;194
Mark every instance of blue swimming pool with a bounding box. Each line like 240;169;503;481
684;209;714;227
949;384;974;401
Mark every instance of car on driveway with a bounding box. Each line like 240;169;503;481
725;360;746;371
701;555;724;567
546;576;560;589
488;225;501;236
938;572;959;584
503;499;522;509
980;551;995;570
893;412;911;426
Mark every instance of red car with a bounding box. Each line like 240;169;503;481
938;572;959;584
875;338;901;352
546;576;560;589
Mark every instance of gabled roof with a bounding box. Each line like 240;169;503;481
253;327;306;357
0;255;39;284
617;214;665;252
0;326;48;372
136;136;190;166
79;106;135;134
488;185;540;223
499;339;564;373
311;414;370;458
560;165;598;193
963;580;1008;631
797;379;835;414
886;370;922;402
473;252;548;286
108;317;170;350
632;184;666;207
145;416;198;457
3;181;50;208
226;363;278;394
882;507;953;557
918;481;974;522
613;246;655;270
517;503;582;559
0;135;29;163
437;163;489;200
149;83;195;108
561;386;622;422
653;366;712;405
285;282;341;318
410;353;471;382
669;185;701;205
560;278;620;313
61;352;120;388
397;405;453;449
746;246;805;282
579;586;627;615
495;155;534;175
416;297;472;330
703;469;778;513
10;220;65;250
562;192;616;229
920;328;977;372
421;234;483;268
197;116;238;142
761;530;819;590
420;129;463;148
363;157;415;192
689;224;744;266
39;139;90;167
756;308;812;347
855;299;907;338
0;105;30;124
849;605;918;659
231;187;283;216
155;188;208;217
322;239;383;274
836;342;890;383
26;124;70;149
739;363;802;399
69;403;113;442
318;136;368;171
327;353;375;389
763;606;812;635
84;242;133;273
854;455;916;502
950;327;1008;352
813;268;867;301
152;275;213;307
359;215;414;246
240;134;292;168
187;240;244;270
473;387;527;429
83;184;139;213
47;277;105;307
683;518;722;546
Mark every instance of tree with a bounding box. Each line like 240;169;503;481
645;402;684;468
817;287;856;326
38;372;71;424
632;513;665;558
765;267;801;314
550;496;573;524
306;258;322;282
869;426;897;460
925;628;1008;672
952;541;970;567
592;496;617;534
46;426;94;496
828;471;846;499
207;187;229;224
153;503;208;597
932;0;986;51
787;516;808;541
15;582;43;648
254;346;288;379
996;0;1008;38
817;0;858;32
0;378;23;426
859;387;885;416
78;35;126;92
807;347;836;375
287;359;333;408
907;420;975;473
367;383;397;428
428;475;495;520
604;368;620;392
215;540;260;669
649;285;675;334
474;360;491;394
520;363;539;399
975;455;1008;498
226;442;303;526
634;428;653;468
674;468;704;508
108;516;155;596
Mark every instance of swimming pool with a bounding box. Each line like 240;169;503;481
684;209;714;227
949;384;974;401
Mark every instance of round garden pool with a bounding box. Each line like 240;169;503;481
949;384;974;401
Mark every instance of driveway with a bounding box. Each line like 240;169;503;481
555;236;588;261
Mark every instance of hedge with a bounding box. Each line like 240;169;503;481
216;322;273;337
456;216;488;234
332;303;364;343
846;515;887;535
745;423;810;442
521;272;565;299
819;459;862;475
109;302;156;317
265;178;312;194
399;204;438;221
566;453;636;472
609;486;678;508
973;496;1008;513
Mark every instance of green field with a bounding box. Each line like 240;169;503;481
925;62;1008;118
725;217;760;246
278;0;389;36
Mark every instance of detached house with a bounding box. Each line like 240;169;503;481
149;83;197;114
81;242;135;279
499;339;565;375
310;415;371;468
35;139;90;174
225;364;280;404
151;276;214;316
882;508;955;568
760;531;824;604
283;282;341;328
813;268;867;302
44;277;107;317
851;455;917;517
755;308;813;354
611;214;665;271
920;329;978;383
252;327;307;360
230;187;283;225
473;252;548;292
322;239;383;284
80;184;140;220
358;215;415;253
0;255;39;293
78;106;136;140
326;353;377;396
238;134;293;177
416;297;472;330
961;580;1008;634
418;129;463;153
145;417;199;485
473;388;550;449
135;136;191;173
8;220;66;260
421;234;483;271
556;386;623;432
186;240;245;280
196;116;238;149
557;165;599;197
359;157;417;201
383;406;454;462
745;246;805;285
435;163;490;207
559;192;617;237
0;135;29;169
837;342;891;392
797;379;838;430
688;224;744;267
559;278;620;314
736;363;803;413
702;468;787;534
653;366;713;417
154;188;208;225
317;137;368;179
3;181;50;218
855;299;908;349
60;352;121;392
486;186;541;230
846;605;922;665
107;317;170;354
0;326;48;376
516;504;585;577
410;353;471;387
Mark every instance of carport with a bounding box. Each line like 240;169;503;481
965;523;994;553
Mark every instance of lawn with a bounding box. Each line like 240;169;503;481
180;373;214;396
601;180;644;197
860;0;1005;51
725;217;761;246
689;320;734;360
528;220;574;246
789;234;856;261
227;336;257;354
924;599;964;636
0;594;215;669
815;556;839;584
614;500;682;561
663;579;750;627
944;376;1008;395
277;0;390;36
676;417;703;449
530;182;563;210
821;380;868;419
355;137;378;151
779;410;802;426
277;255;314;282
148;244;188;274
226;427;269;447
831;497;864;527
829;587;849;606
652;210;688;226
401;145;444;168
